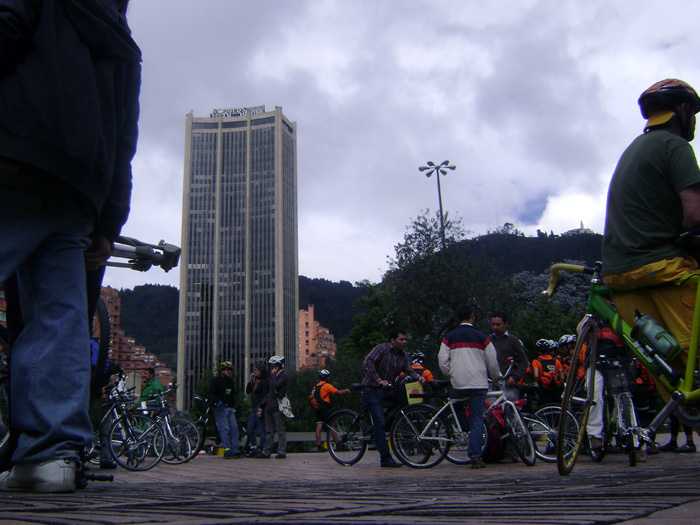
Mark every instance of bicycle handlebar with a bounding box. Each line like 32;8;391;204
104;235;181;273
542;263;597;299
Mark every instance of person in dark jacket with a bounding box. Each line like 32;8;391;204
244;362;269;457
256;356;289;459
208;362;243;459
0;0;141;494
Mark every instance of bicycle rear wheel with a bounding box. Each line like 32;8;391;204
503;402;536;466
529;404;578;463
326;409;367;466
558;317;597;476
443;409;487;465
108;413;165;471
390;404;448;469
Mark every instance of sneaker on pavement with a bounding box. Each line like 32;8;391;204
275;453;286;459
0;459;76;493
255;452;271;459
658;441;678;452
589;437;603;451
678;442;696;453
99;461;117;470
471;457;486;469
635;450;647;462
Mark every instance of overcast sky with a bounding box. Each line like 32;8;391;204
104;0;700;290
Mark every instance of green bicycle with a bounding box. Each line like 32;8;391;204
544;261;700;476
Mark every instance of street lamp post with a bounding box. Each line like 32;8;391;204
418;160;456;249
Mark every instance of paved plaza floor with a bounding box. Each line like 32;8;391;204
1;449;699;524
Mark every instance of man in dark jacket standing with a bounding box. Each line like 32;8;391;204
257;356;289;459
208;362;242;459
0;0;141;493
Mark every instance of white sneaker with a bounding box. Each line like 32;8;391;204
0;459;76;493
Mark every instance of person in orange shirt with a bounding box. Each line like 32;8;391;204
310;370;350;452
531;339;564;405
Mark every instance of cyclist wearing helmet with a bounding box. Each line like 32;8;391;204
361;327;426;468
256;356;289;459
602;78;700;390
309;370;350;452
531;339;564;405
557;335;575;376
208;361;243;459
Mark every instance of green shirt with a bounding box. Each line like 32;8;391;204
140;377;165;403
602;130;700;276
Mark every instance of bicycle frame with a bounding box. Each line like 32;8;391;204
545;262;700;436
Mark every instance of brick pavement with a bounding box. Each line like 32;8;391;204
0;450;699;524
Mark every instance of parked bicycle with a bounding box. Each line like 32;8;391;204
136;384;200;465
324;382;410;466
543;259;700;475
389;375;537;468
191;396;247;457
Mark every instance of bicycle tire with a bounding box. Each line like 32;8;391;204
503;402;536;466
558;317;597;476
443;409;487;465
108;413;165;471
390;404;448;469
161;418;199;464
619;393;637;467
237;419;248;452
326;409;367;466
529;404;579;463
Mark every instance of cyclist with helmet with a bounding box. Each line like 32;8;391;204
558;335;576;377
208;361;243;459
531;339;564;406
256;356;289;459
397;351;436;387
309;370;350;452
602;78;700;394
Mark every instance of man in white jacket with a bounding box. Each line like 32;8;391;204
439;304;501;469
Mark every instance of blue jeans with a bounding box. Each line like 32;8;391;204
361;387;395;462
451;388;487;459
0;185;94;464
212;406;239;453
246;404;265;450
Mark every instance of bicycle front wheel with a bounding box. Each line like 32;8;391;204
326;409;367;466
503;402;536;466
619;393;637;467
529;404;579;463
390;405;448;469
558;317;597;476
108;413;165;471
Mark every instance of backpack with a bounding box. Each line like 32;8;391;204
308;382;328;410
481;411;505;463
535;355;559;390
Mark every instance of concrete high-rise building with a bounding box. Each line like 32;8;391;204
177;105;299;409
299;305;336;370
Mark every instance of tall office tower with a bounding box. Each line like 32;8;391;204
177;105;298;409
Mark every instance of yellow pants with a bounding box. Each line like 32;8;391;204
603;256;700;399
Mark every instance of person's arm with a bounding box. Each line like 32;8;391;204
510;338;530;384
484;342;502;382
438;340;451;378
680;183;700;230
363;344;385;386
0;0;42;69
